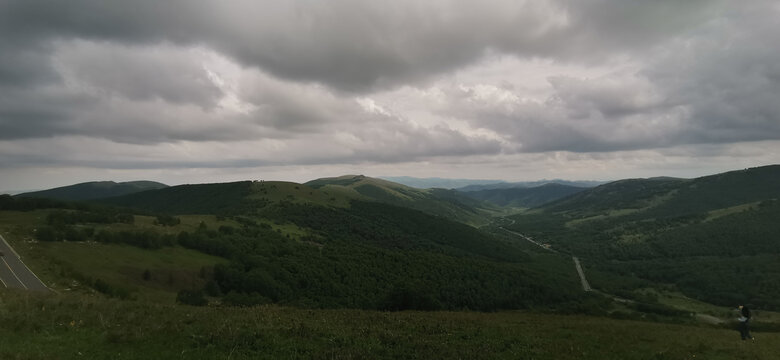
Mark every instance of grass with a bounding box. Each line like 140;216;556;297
703;202;760;222
0;290;778;360
30;242;227;302
0;211;230;303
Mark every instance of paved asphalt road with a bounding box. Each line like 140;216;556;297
0;234;49;291
572;256;592;292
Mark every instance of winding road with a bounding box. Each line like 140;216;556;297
572;256;592;292
0;234;49;291
498;219;592;293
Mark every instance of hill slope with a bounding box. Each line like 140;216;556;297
17;181;168;201
305;175;498;225
541;165;780;217
506;164;780;309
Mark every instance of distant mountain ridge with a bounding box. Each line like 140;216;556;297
540;165;780;218
382;176;605;190
16;181;168;201
457;180;605;192
461;183;589;208
380;176;505;189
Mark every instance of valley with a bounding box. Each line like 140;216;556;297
1;165;780;358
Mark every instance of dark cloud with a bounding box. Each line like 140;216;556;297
0;1;725;92
0;40;60;87
0;0;778;189
57;41;224;107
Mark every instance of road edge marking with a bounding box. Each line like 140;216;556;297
1;257;27;290
0;233;50;291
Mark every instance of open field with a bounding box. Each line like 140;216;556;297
1;290;778;360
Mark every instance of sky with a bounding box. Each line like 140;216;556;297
1;1;779;191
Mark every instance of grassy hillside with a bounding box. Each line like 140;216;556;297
16;181;168;201
1;290;778;360
0;209;231;302
306;175;498;225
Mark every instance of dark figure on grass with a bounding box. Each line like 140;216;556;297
737;305;754;340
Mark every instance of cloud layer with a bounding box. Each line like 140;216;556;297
1;0;778;188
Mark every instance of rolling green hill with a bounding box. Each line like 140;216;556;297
305;175;498;225
16;180;168;201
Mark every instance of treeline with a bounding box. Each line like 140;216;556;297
46;209;135;226
1;194;74;211
34;208;180;250
37;225;177;250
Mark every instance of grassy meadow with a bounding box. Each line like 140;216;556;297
1;289;778;360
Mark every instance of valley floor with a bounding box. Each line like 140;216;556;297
0;290;777;360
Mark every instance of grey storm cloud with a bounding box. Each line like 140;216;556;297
57;41;224;107
0;0;779;173
0;0;722;92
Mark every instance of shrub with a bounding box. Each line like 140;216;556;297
176;289;208;306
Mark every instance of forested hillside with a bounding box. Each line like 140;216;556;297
2;182;583;311
506;165;780;309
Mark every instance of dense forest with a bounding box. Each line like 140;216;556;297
2;195;583;311
505;166;780;310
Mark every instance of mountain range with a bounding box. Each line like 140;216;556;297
4;164;780;313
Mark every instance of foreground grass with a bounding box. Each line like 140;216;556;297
0;291;777;360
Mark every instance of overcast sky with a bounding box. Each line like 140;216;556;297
1;0;779;191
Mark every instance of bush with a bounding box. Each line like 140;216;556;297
154;215;180;226
93;278;131;299
176;289;208;306
35;226;58;242
382;284;442;311
222;291;272;307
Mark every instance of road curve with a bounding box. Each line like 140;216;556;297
0;234;49;291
